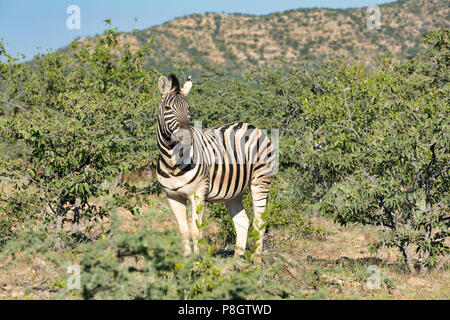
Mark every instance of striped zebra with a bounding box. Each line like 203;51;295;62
156;74;276;257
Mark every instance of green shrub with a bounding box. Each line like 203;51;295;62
0;26;160;238
0;213;310;300
256;28;449;274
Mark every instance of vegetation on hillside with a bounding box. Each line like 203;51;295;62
72;0;450;73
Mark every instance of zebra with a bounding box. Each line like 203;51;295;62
156;74;276;257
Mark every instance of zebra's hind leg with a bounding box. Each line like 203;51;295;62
251;178;272;256
167;195;191;256
225;195;249;257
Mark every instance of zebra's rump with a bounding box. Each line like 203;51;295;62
200;122;275;202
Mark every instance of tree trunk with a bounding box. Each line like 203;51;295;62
70;197;81;235
55;201;64;233
400;242;416;274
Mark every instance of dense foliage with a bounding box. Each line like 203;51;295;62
1;26;160;238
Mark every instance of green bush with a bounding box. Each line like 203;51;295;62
1;26;160;237
255;28;449;274
0;213;310;300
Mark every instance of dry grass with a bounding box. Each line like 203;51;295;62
263;216;449;299
1;188;448;300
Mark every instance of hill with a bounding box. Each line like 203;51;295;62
79;0;450;73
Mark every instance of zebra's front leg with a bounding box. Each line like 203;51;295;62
225;195;249;257
167;195;191;256
190;193;205;254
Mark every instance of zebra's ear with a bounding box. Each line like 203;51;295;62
158;76;170;95
180;76;192;96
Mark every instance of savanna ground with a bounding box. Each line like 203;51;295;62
1;173;448;300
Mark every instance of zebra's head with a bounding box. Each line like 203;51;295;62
157;74;193;144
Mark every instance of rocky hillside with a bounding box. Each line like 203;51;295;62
86;0;449;72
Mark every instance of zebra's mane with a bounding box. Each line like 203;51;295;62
168;74;181;94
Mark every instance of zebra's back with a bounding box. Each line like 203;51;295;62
198;122;275;202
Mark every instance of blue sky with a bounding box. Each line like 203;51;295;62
0;0;394;60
